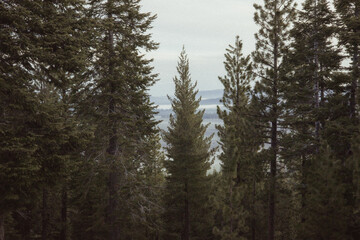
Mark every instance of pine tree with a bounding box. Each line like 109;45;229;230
0;1;74;238
281;0;342;237
302;146;348;239
137;132;165;239
163;48;213;240
252;0;296;239
33;2;89;238
1;1;92;238
76;0;158;238
215;37;261;240
213;181;248;240
0;3;40;239
334;1;360;237
335;0;360;119
352;132;360;237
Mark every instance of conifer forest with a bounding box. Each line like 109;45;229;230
1;0;360;239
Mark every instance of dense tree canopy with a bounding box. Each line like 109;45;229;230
1;0;359;239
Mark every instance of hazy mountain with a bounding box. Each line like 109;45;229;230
152;89;236;171
198;89;223;99
153;90;223;164
151;89;222;108
150;96;170;105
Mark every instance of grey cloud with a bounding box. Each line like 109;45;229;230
141;0;258;96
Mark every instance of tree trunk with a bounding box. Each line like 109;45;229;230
314;0;320;145
351;4;359;240
60;185;67;240
230;183;233;235
183;182;190;240
350;1;358;120
268;2;279;239
252;178;256;240
320;64;326;129
0;213;4;240
106;1;119;240
181;182;190;240
314;44;320;143
268;118;277;240
301;154;306;225
108;170;119;240
42;188;49;240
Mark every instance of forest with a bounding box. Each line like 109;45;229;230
0;0;359;239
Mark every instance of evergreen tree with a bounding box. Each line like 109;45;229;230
334;1;360;237
213;182;248;240
76;0;159;239
335;0;360;119
252;0;296;239
3;0;360;239
215;37;261;240
33;2;89;238
137;132;165;239
0;2;40;239
281;1;342;237
352;132;360;237
1;0;85;238
163;49;213;240
302;147;348;240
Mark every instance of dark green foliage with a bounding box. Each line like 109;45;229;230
252;0;296;239
334;1;360;237
71;0;161;239
0;0;40;216
352;132;360;237
334;0;360;117
1;0;360;239
213;181;248;240
302;147;348;239
281;1;344;238
1;0;91;239
163;49;213;240
214;37;261;240
1;0;162;239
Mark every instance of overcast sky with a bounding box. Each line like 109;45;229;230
141;0;258;96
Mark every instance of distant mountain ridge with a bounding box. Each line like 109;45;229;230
154;89;222;169
151;89;223;107
197;89;223;99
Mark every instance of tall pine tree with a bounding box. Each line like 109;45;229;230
281;1;342;237
215;37;261;240
334;1;360;237
163;48;213;240
77;0;159;239
0;2;39;238
252;0;296;239
1;1;88;239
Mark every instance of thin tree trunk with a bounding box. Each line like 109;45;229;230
42;187;49;240
252;178;256;240
269;118;277;240
268;2;278;239
230;183;233;236
314;0;320;146
108;171;119;240
301;154;306;225
350;3;358;119
183;182;190;240
314;45;320;142
0;213;4;240
60;185;67;240
351;4;359;240
320;64;326;130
